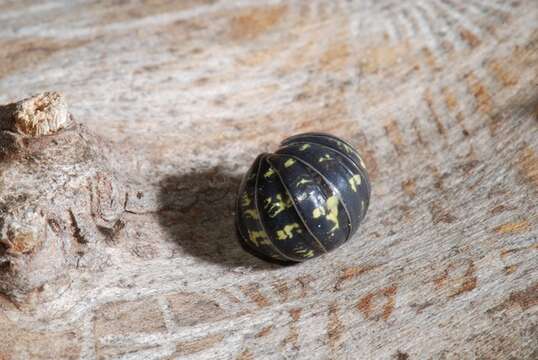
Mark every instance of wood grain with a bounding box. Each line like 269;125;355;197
0;0;537;359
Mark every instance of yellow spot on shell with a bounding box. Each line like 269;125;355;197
338;140;366;169
296;178;312;187
341;142;354;154
326;195;340;232
313;197;339;232
348;174;362;192
357;154;366;169
295;248;314;258
241;193;251;207
284;158;296;167
248;230;270;247
264;194;292;217
299;144;311;151
264;167;275;178
319;154;333;162
244;209;259;220
313;207;325;218
276;223;302;240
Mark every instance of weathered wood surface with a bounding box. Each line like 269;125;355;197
0;0;537;359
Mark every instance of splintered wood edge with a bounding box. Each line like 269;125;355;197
0;92;72;137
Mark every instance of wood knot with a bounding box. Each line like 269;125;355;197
0;92;71;137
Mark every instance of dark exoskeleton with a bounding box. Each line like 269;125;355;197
236;133;371;264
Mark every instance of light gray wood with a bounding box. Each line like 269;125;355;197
0;1;537;359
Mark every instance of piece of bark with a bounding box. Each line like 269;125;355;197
0;92;126;304
0;92;69;136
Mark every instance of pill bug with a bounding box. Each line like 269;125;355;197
235;132;371;264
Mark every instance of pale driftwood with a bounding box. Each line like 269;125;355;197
0;1;537;359
0;92;126;303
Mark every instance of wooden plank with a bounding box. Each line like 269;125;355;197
0;1;537;359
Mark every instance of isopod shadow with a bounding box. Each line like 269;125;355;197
157;167;277;270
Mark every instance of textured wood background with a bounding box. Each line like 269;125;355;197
0;0;537;359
